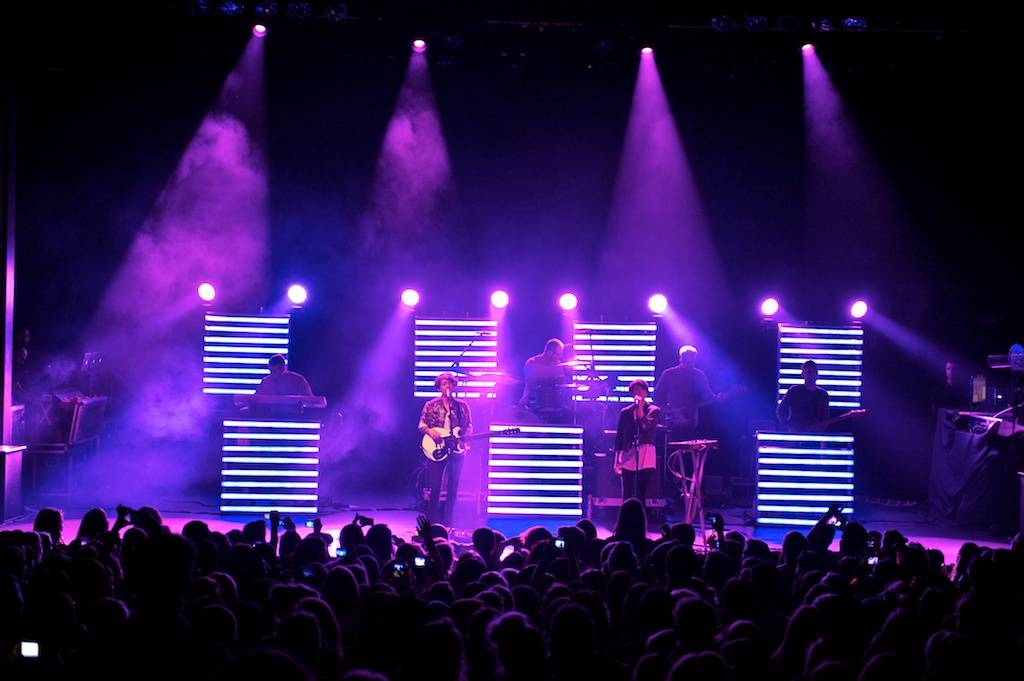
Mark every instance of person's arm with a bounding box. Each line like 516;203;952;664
641;404;661;432
269;510;280;554
776;389;791;426
298;374;313;396
654;370;670;407
817;391;830;425
698;370;716;403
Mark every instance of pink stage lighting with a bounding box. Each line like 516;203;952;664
640;46;654;56
490;290;510;309
287;284;308;305
850;299;868;319
253;24;268;38
197;282;216;302
760;297;780;317
558;293;578;311
648;294;668;314
401;288;420;308
412;38;427;53
802;43;815;55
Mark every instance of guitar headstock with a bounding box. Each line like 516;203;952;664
503;427;521;435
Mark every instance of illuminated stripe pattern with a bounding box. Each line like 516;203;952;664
487;425;584;517
778;323;863;408
220;418;319;514
414;318;498;399
755;431;854;527
572;322;657;403
203;312;288;395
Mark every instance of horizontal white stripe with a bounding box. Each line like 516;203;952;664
780;369;861;377
829;401;861;408
220;506;316;513
487;496;583;504
488;484;583;491
415;350;497;357
415;319;497;327
756;433;854;443
487;507;583;516
205;346;283;354
223;433;319;440
756;518;820;526
573;345;657;352
758;458;854;466
574;323;656;331
220;493;318;501
488;449;582;456
758;505;853;514
204;357;277;365
224;420;321;429
222;456;319;464
490;425;584;434
415;340;498;347
779;378;862;386
758;494;854;501
780;348;863;356
223;446;319;453
573;334;657;341
778;326;862;336
594;365;655;371
781;337;862;345
760;470;854;478
206;315;289;324
205;325;289;334
489;460;583;468
414;392;485;398
415;329;493;336
205;368;271;375
490;437;583;445
204;388;255;394
222;481;318;488
222;469;318;477
758;482;854;490
415;361;496;368
415;380;496;387
205;377;263;384
758;447;854;456
205;336;289;345
780;358;861;366
488;472;583;480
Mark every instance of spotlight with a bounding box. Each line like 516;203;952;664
401;289;420;308
412;38;427;53
324;2;348;20
850;300;868;319
744;15;769;31
490;290;510;309
802;43;815;55
287;284;308;305
218;1;244;15
252;24;268;37
648;294;668;314
842;16;868;30
760;297;780;317
711;15;737;32
640;45;654;56
558;293;578;311
198;283;216;302
287;1;311;19
810;18;835;32
254;1;278;17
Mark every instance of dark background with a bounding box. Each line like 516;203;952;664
7;3;1019;504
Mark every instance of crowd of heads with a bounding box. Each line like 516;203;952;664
1;499;1023;680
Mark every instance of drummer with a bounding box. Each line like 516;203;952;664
519;338;572;410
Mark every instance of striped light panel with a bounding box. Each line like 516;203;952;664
572;322;657;403
203;313;290;395
414;318;499;399
755;431;854;527
487;424;584;517
220;419;319;514
777;324;863;409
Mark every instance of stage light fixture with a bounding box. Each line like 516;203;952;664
189;0;211;14
252;24;268;37
744;15;769;31
760;297;780;317
198;283;216;302
842;16;868;30
324;2;348;20
711;15;737;32
287;1;311;19
810;18;835;32
640;45;654;56
287;284;308;305
490;290;510;309
401;289;420;308
802;43;815;55
412;38;427;53
648;294;668;314
559;293;578;311
254;1;278;16
850;300;868;319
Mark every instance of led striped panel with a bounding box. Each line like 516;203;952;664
203;313;290;395
755;431;854;527
220;418;319;514
572;322;657;403
414;318;499;399
778;324;863;409
487;424;584;517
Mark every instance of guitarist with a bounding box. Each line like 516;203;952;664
776;360;831;432
656;345;719;439
418;372;473;524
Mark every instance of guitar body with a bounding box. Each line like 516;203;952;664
421;426;464;463
786;409;868;433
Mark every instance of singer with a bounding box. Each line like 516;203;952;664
418;372;473;525
613;379;660;508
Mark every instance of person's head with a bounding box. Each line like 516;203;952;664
544;338;564;359
628;380;649;400
613;498;647;544
679;345;698;368
14;346;27;365
269;354;287;376
33;508;64;545
77;507;110;541
945;361;954;381
434;372;458;395
802;360;818;385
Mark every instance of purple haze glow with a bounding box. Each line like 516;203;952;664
359;52;454;256
600;52;726;315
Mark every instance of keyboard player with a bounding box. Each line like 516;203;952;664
256;354;313;396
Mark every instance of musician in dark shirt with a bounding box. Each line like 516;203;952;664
614;380;661;508
256;355;313;396
655;345;717;434
932;361;964;413
777;360;830;431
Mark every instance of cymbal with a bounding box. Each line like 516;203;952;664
468;371;522;385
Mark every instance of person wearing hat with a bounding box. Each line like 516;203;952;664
418;372;473;525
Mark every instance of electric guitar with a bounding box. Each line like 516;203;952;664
786;408;867;433
661;384;747;428
421;427;521;462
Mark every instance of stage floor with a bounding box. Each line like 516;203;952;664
1;496;1010;560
